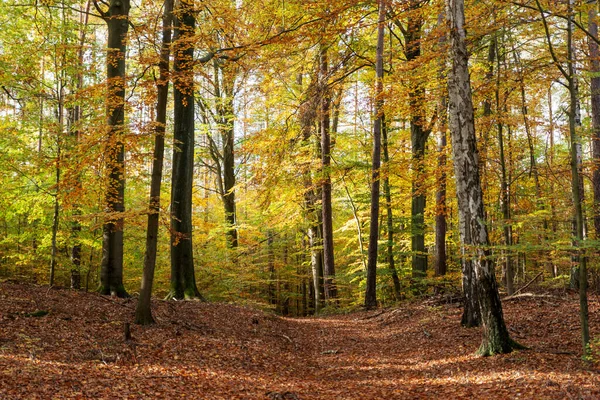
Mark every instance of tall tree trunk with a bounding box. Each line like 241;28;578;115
364;0;385;310
382;117;401;298
497;112;514;295
70;0;91;290
135;0;173;325
447;0;519;354
169;0;201;300
217;66;238;249
320;47;337;302
435;11;448;277
50;87;64;287
298;73;324;314
494;43;514;295
97;0;130;297
404;3;429;278
566;0;590;354
589;3;600;240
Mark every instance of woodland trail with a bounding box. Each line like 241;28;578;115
0;281;599;399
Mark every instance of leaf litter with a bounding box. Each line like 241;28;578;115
0;282;598;399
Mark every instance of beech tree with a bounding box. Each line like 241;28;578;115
365;0;385;310
94;0;131;297
135;0;174;325
169;0;202;300
447;0;519;354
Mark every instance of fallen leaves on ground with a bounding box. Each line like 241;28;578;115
0;282;598;399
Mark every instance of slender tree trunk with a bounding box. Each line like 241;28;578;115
447;0;519;354
589;4;600;240
169;0;201;300
298;73;324;314
50;184;59;285
365;0;385;310
382;117;401;298
70;0;90;290
268;231;276;306
135;0;173;325
217;67;238;248
320;47;336;302
435;11;448;277
497;116;514;295
566;1;590;354
494;46;514;295
97;0;130;297
50;93;63;287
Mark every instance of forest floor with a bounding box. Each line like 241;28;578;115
0;282;599;399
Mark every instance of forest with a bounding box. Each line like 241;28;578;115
0;0;600;397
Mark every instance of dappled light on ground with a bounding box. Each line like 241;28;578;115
0;282;598;398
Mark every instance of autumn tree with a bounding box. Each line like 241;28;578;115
447;0;520;354
94;0;131;297
136;0;174;325
169;0;202;300
365;0;385;310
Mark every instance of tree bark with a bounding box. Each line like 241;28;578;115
298;72;325;314
494;47;514;295
365;0;385;310
447;0;518;354
590;3;600;240
382;117;401;299
135;0;173;325
403;2;429;278
217;65;238;249
435;11;448;277
70;0;91;290
169;0;201;300
320;47;337;302
97;0;130;297
566;1;590;354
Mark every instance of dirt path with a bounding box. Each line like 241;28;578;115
0;282;599;399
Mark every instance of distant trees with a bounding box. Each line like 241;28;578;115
2;0;598;357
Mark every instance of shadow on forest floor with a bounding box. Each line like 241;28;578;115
0;282;599;399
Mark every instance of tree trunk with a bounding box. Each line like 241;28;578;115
566;1;590;354
169;0;201;300
70;0;91;290
98;0;130;297
590;3;600;240
298;72;325;314
135;0;173;325
268;231;276;306
50;98;62;287
382;117;401;298
217;66;238;249
404;3;429;278
320;47;336;302
494;47;514;295
447;0;518;354
435;11;448;277
364;0;385;310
